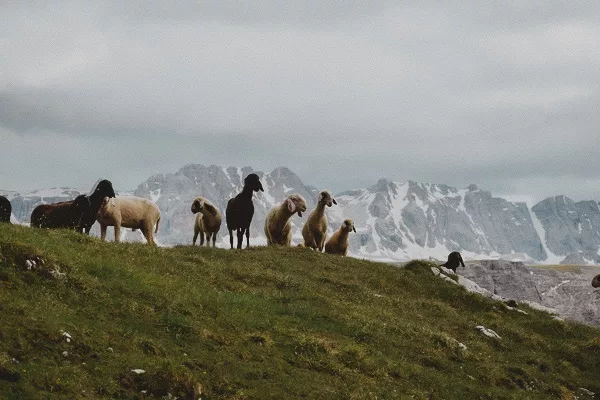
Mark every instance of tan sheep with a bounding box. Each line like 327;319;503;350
191;196;222;247
302;190;337;251
264;194;307;246
97;196;161;245
324;219;356;256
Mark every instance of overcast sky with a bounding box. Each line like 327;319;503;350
1;1;599;203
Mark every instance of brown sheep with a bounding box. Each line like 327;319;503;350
264;194;307;246
30;195;91;229
96;196;161;245
302;190;337;251
592;274;600;288
191;196;222;247
324;219;356;256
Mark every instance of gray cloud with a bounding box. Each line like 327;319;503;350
1;1;599;203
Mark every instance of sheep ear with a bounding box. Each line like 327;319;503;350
332;198;337;205
352;225;356;233
287;198;296;213
318;192;324;202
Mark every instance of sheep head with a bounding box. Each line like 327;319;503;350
73;195;91;210
244;173;264;192
99;196;111;210
191;197;205;214
94;180;116;198
342;219;356;233
286;194;307;217
318;190;337;207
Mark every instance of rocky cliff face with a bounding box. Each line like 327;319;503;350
458;260;600;329
327;180;550;262
532;196;600;261
3;164;600;265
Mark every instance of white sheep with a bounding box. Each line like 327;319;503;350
302;190;337;251
324;219;356;256
97;196;161;245
191;196;222;247
264;194;307;246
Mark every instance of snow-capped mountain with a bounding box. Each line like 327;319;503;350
3;164;600;264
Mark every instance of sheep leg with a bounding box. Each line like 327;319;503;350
245;228;250;249
100;224;107;241
200;231;205;246
318;236;326;252
212;233;217;247
142;222;156;245
229;229;234;249
114;224;121;243
192;230;199;246
236;228;244;249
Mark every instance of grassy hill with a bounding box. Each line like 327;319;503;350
0;224;599;399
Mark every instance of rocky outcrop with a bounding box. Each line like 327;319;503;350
532;196;600;258
458;260;600;328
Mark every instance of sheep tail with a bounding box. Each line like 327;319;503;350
155;216;160;233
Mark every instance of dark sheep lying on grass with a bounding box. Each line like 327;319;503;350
30;195;91;229
78;179;116;234
592;274;600;288
441;251;466;273
0;195;11;223
225;173;264;249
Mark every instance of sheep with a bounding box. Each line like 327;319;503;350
324;219;356;256
30;195;91;229
592;274;600;288
96;196;161;245
77;179;116;234
225;173;264;249
440;251;466;273
264;194;307;246
0;195;11;223
302;190;337;251
191;196;222;247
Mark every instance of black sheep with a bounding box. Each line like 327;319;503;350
225;173;264;249
0;195;11;223
441;251;466;272
77;179;116;234
31;195;91;229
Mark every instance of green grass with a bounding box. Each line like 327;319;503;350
0;224;599;399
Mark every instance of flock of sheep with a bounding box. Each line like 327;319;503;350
0;174;357;256
193;173;356;255
2;177;600;287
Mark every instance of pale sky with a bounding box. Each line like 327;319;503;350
1;1;599;203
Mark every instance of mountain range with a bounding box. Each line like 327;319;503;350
3;164;600;264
